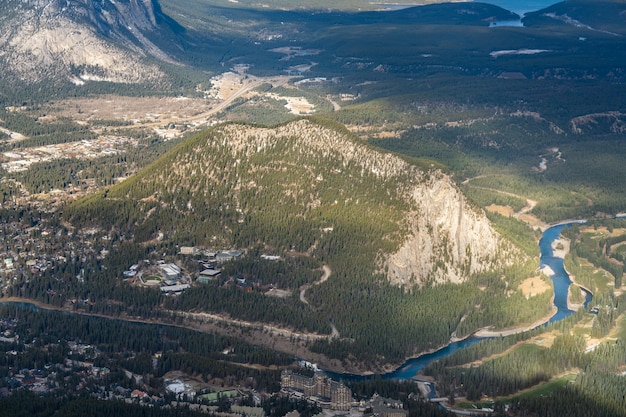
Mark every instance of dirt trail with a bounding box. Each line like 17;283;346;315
0;295;339;343
462;176;544;228
299;265;331;305
468;184;537;219
328;98;341;111
0;127;26;142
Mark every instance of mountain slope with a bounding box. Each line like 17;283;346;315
63;119;550;368
0;0;182;85
524;0;626;34
68;118;506;286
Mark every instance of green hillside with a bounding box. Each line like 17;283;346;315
152;0;626;223
67;119;412;250
524;0;626;33
63;119;549;369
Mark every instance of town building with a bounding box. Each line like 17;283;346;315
160;284;190;294
281;370;353;411
367;393;408;417
179;247;198;255
198;269;222;282
215;250;244;263
160;263;181;279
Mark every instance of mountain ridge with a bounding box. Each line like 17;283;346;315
67;118;509;287
60;118;544;368
0;0;182;86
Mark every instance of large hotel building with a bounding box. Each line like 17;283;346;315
280;370;353;411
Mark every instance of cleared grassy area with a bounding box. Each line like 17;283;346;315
510;373;578;401
456;400;495;410
146;275;163;281
513;343;543;356
571;316;595;338
200;390;240;401
564;224;626;294
589;269;614;294
614;242;626;254
455;373;577;410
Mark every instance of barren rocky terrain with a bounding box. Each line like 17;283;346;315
0;0;172;85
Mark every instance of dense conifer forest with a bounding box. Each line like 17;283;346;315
52;119;551;367
1;0;626;414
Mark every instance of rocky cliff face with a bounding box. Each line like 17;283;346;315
215;121;511;287
0;0;179;85
385;173;503;286
218;120;505;287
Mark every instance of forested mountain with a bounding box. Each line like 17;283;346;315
66;118;508;287
523;0;626;34
57;118;554;369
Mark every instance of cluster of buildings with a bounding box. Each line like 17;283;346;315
4;368;54;395
122;247;251;295
367;394;409;417
122;246;294;297
281;370;409;417
1;336;112;397
182;247;244;277
0;220;75;288
122;260;191;295
0;317;268;413
179;247;244;261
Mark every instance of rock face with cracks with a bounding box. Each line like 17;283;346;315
0;0;179;85
203;120;507;287
385;174;502;287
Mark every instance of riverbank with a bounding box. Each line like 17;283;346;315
466;224;571;338
0;295;558;378
545;234;585;311
0;219;595;379
289;220;588;375
0;296;364;374
546;229;592;311
551;236;570;259
473;306;557;338
366;219;588;380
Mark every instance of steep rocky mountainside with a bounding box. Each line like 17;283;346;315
0;0;182;85
68;119;509;287
385;175;500;286
64;118;548;367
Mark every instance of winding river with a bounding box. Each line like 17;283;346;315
0;222;596;385
540;222;592;321
329;222;592;382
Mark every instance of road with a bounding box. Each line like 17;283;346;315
298;265;339;339
177;309;337;342
0;296;339;345
299;264;332;305
139;75;292;130
0;126;26;142
462;176;542;228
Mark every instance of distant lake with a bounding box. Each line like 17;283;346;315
378;1;560;26
476;0;560;16
377;0;560;15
